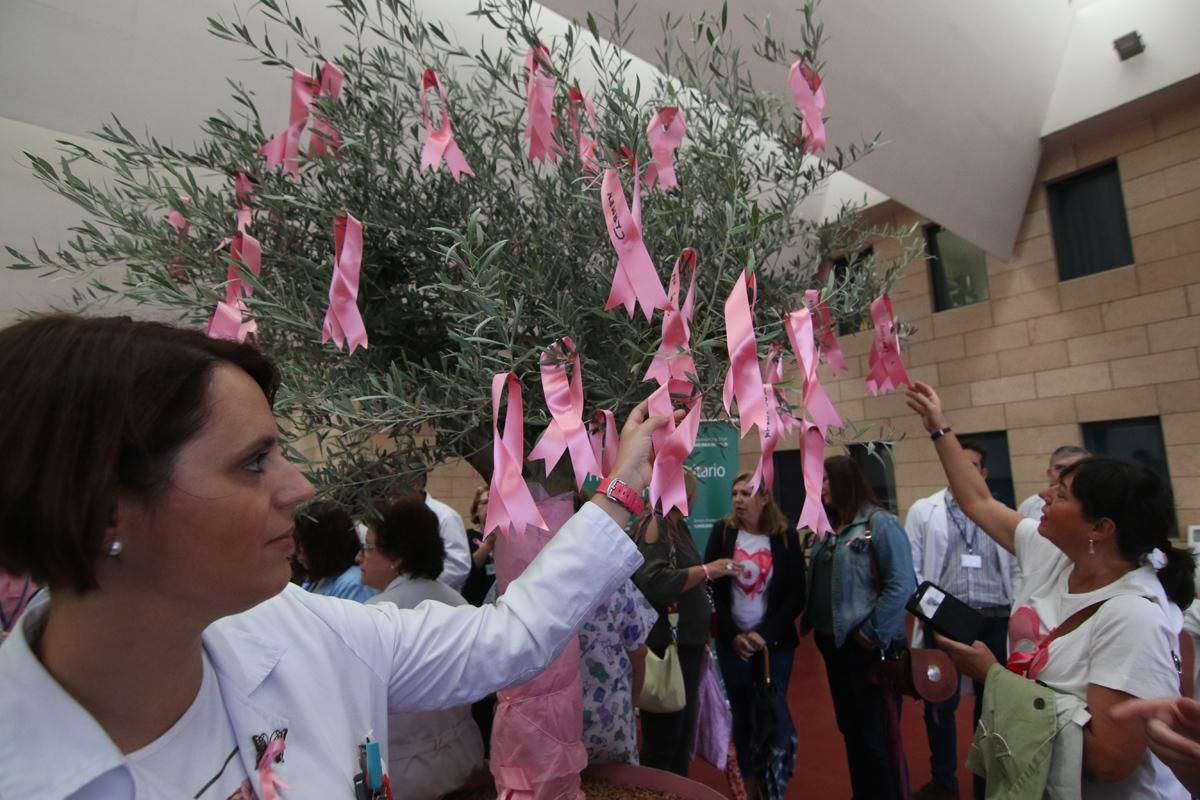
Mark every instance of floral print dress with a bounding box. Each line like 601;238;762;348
577;578;658;764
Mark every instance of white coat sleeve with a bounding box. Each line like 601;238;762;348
906;500;929;585
435;507;472;592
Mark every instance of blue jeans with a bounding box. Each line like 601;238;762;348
715;642;796;780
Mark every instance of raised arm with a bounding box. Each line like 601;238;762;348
905;381;1023;554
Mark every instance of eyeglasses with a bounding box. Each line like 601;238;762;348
361;543;379;552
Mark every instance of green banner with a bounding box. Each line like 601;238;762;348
685;420;741;555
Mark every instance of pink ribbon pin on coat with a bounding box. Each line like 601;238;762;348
419;68;474;182
788;61;826;154
528;337;603;491
485;373;549;538
567;87;600;174
523;45;562;164
643;248;698;393
321;213;368;354
257;736;288;800
644;107;687;190
601;161;670;322
721;270;767;438
865;294;910;396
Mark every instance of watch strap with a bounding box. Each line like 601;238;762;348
597;477;645;515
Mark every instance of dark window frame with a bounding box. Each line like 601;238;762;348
1046;161;1135;281
925;223;991;312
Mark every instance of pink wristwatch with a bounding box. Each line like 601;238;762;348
597;477;645;515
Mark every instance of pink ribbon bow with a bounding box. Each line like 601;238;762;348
260;61;343;175
806;289;849;374
567;87;600;174
321;213;368;354
485;373;549;538
419;68;474;182
721;270;767;438
523;45;562;164
234;173;255;233
601;161;670;322
783;307;843;435
589;409;619;476
644;248;698;393
865;294;910;396
788;61;826;154
1006;606;1051;678
257;736;288;800
796;420;833;537
644;107;687;190
646;383;702;517
528;338;603;491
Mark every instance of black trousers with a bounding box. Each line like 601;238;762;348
815;632;908;800
639;642;707;775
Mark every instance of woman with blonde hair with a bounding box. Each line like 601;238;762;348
705;472;806;796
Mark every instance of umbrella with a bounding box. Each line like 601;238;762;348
749;647;797;800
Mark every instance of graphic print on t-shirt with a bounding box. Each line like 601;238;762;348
733;546;773;598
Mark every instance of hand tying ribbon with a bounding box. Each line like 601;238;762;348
721;270;767;438
419;68;474;182
796;421;833;537
261;61;343;175
644;248;698;393
646;383;702;517
601;161;670;322
783;306;842;435
257;736;288;800
589;409;619;476
523;45;562;164
865;294;910;396
528;338;603;491
805;289;848;373
485;372;549;538
567;87;599;174
788;61;826;154
321;213;368;354
644;107;687;190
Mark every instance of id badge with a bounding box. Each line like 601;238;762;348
961;553;983;569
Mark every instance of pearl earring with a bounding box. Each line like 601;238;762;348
1088;538;1095;555
108;540;123;557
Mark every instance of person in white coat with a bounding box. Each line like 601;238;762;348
0;314;670;800
1017;446;1089;521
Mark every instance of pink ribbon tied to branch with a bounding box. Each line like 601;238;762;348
321;213;368;354
234;173;255;233
601;161;670;322
567;86;600;174
721;270;768;438
419;68;474;182
207;299;257;343
309;61;345;157
260;61;343;175
528;337;603;491
865;294;910;396
643;248;698;393
207;213;262;342
523;45;563;164
485;373;549;538
256;736;288;800
783;306;843;436
748;342;798;495
589;409;619;476
796;421;833;538
644;107;687;190
788;61;826;154
646;382;702;517
805;289;849;374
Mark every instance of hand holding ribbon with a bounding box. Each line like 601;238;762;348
485;373;549;538
601;162;669;322
788;61;826;154
865;294;910;396
419;68;474;182
721;270;767;438
528;337;603;491
524;45;562;163
321;213;368;354
644;107;687;189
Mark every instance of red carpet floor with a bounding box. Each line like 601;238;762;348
686;634;977;799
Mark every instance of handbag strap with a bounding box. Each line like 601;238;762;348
862;512;882;595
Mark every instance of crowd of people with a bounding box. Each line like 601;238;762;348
1;313;1200;800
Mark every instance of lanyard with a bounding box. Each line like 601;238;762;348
0;578;31;633
947;507;978;554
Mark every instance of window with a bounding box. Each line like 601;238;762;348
1047;161;1134;281
831;247;874;335
959;430;1016;509
847;442;897;513
1082;416;1170;479
926;224;990;311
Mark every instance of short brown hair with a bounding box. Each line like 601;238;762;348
0;314;279;592
724;471;789;535
373;493;444;580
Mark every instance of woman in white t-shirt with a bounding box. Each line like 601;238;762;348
907;380;1194;799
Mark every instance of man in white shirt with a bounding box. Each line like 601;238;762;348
1016;445;1089;520
907;441;1019;800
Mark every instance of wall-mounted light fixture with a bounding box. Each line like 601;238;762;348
1113;31;1145;61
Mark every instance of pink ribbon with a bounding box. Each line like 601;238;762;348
646;383;701;517
528;338;603;491
588;409;619;476
783;307;843;435
644;107;687;190
644;248;698;393
485;373;549;538
796;421;833;537
419;68;474;182
256;736;288;800
865;294;910;396
206;298;257;343
321;213;368;354
234;173;254;233
225;231;262;302
748;342;798;494
1006;606;1050;678
788;61;826;154
805;289;849;374
523;45;562;164
721;270;767;438
309;61;345;157
260;61;342;174
601;161;669;322
567;87;599;174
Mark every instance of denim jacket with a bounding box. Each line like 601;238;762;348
802;506;915;648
